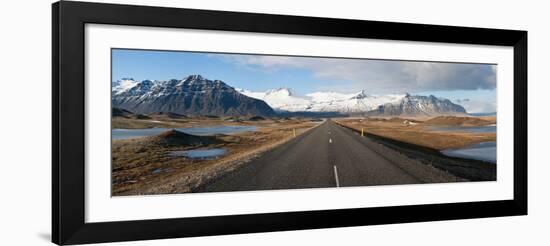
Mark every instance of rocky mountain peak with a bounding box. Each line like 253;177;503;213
266;88;293;96
112;75;275;116
186;74;204;80
350;90;369;99
368;94;467;116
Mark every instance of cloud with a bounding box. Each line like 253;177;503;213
213;54;496;94
455;98;471;103
457;100;496;113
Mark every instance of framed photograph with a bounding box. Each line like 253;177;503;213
52;1;527;245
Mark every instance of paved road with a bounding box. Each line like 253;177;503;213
197;119;426;192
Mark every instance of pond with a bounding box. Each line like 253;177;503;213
427;125;496;133
168;148;227;160
112;125;257;140
441;141;496;163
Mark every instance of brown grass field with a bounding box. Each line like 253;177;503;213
111;117;319;195
334;116;496;150
112;115;495;195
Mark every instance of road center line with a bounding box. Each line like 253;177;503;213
333;165;340;187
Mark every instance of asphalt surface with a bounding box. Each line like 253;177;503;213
197;119;428;192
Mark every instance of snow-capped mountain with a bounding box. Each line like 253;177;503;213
112;75;275;116
304;90;405;113
112;78;139;95
237;88;311;112
240;88;466;116
239;88;405;113
368;94;467;116
112;75;467;117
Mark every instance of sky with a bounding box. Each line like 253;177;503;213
112;49;497;113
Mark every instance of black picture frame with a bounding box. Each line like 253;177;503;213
52;1;527;245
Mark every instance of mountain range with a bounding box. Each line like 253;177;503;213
238;88;406;113
112;75;275;116
112;75;467;117
238;88;466;116
367;94;467;116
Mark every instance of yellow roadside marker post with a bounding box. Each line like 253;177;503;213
361;128;364;137
293;129;296;137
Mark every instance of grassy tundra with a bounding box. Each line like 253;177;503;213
335;116;496;150
111;115;319;196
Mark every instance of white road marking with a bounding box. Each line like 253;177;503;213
333;165;340;187
329;138;332;143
